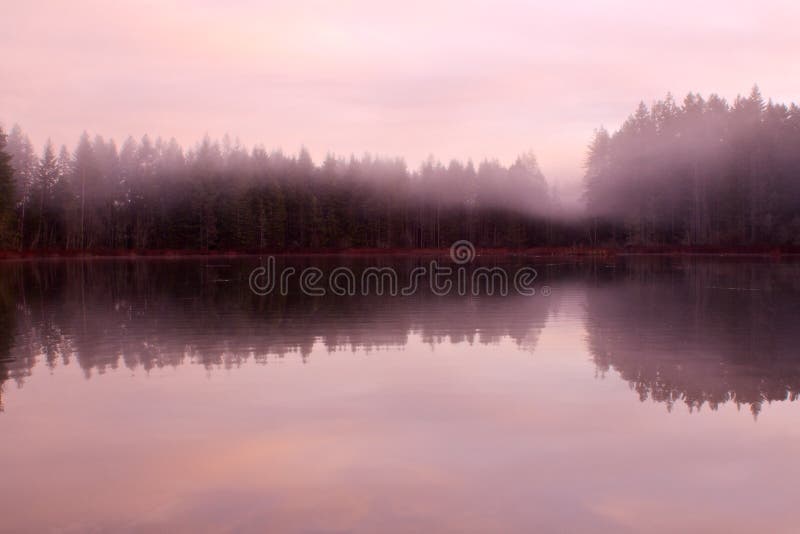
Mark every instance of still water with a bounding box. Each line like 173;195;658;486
0;257;799;533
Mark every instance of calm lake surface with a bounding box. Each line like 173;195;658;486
1;256;799;533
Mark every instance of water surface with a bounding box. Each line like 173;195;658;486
1;257;799;533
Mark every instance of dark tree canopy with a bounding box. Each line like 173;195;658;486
0;126;563;251
0;127;16;248
584;86;800;246
2;86;799;252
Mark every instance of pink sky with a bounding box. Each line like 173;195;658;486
3;0;800;186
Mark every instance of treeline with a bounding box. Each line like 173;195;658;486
0;125;561;251
585;86;800;246
2;85;800;251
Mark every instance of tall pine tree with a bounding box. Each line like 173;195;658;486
0;127;15;248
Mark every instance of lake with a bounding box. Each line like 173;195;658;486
1;256;799;533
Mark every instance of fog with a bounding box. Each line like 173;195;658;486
0;124;570;250
2;84;800;251
583;88;800;246
4;0;800;188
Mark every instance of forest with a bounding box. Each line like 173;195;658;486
584;86;800;246
1;86;798;252
0;127;557;251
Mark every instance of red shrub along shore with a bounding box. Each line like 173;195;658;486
0;245;798;260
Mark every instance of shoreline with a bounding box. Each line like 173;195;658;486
1;246;798;261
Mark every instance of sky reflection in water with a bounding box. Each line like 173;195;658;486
1;257;799;533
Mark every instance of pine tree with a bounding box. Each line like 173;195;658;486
71;132;96;249
32;140;59;248
6;125;36;249
0;127;16;248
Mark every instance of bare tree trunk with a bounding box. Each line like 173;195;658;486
18;197;25;251
34;184;45;249
80;169;86;250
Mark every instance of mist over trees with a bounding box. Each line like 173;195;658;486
0;125;560;251
1;86;799;252
584;86;800;246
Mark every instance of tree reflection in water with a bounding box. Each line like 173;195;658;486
584;257;800;416
1;256;799;415
0;257;559;410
